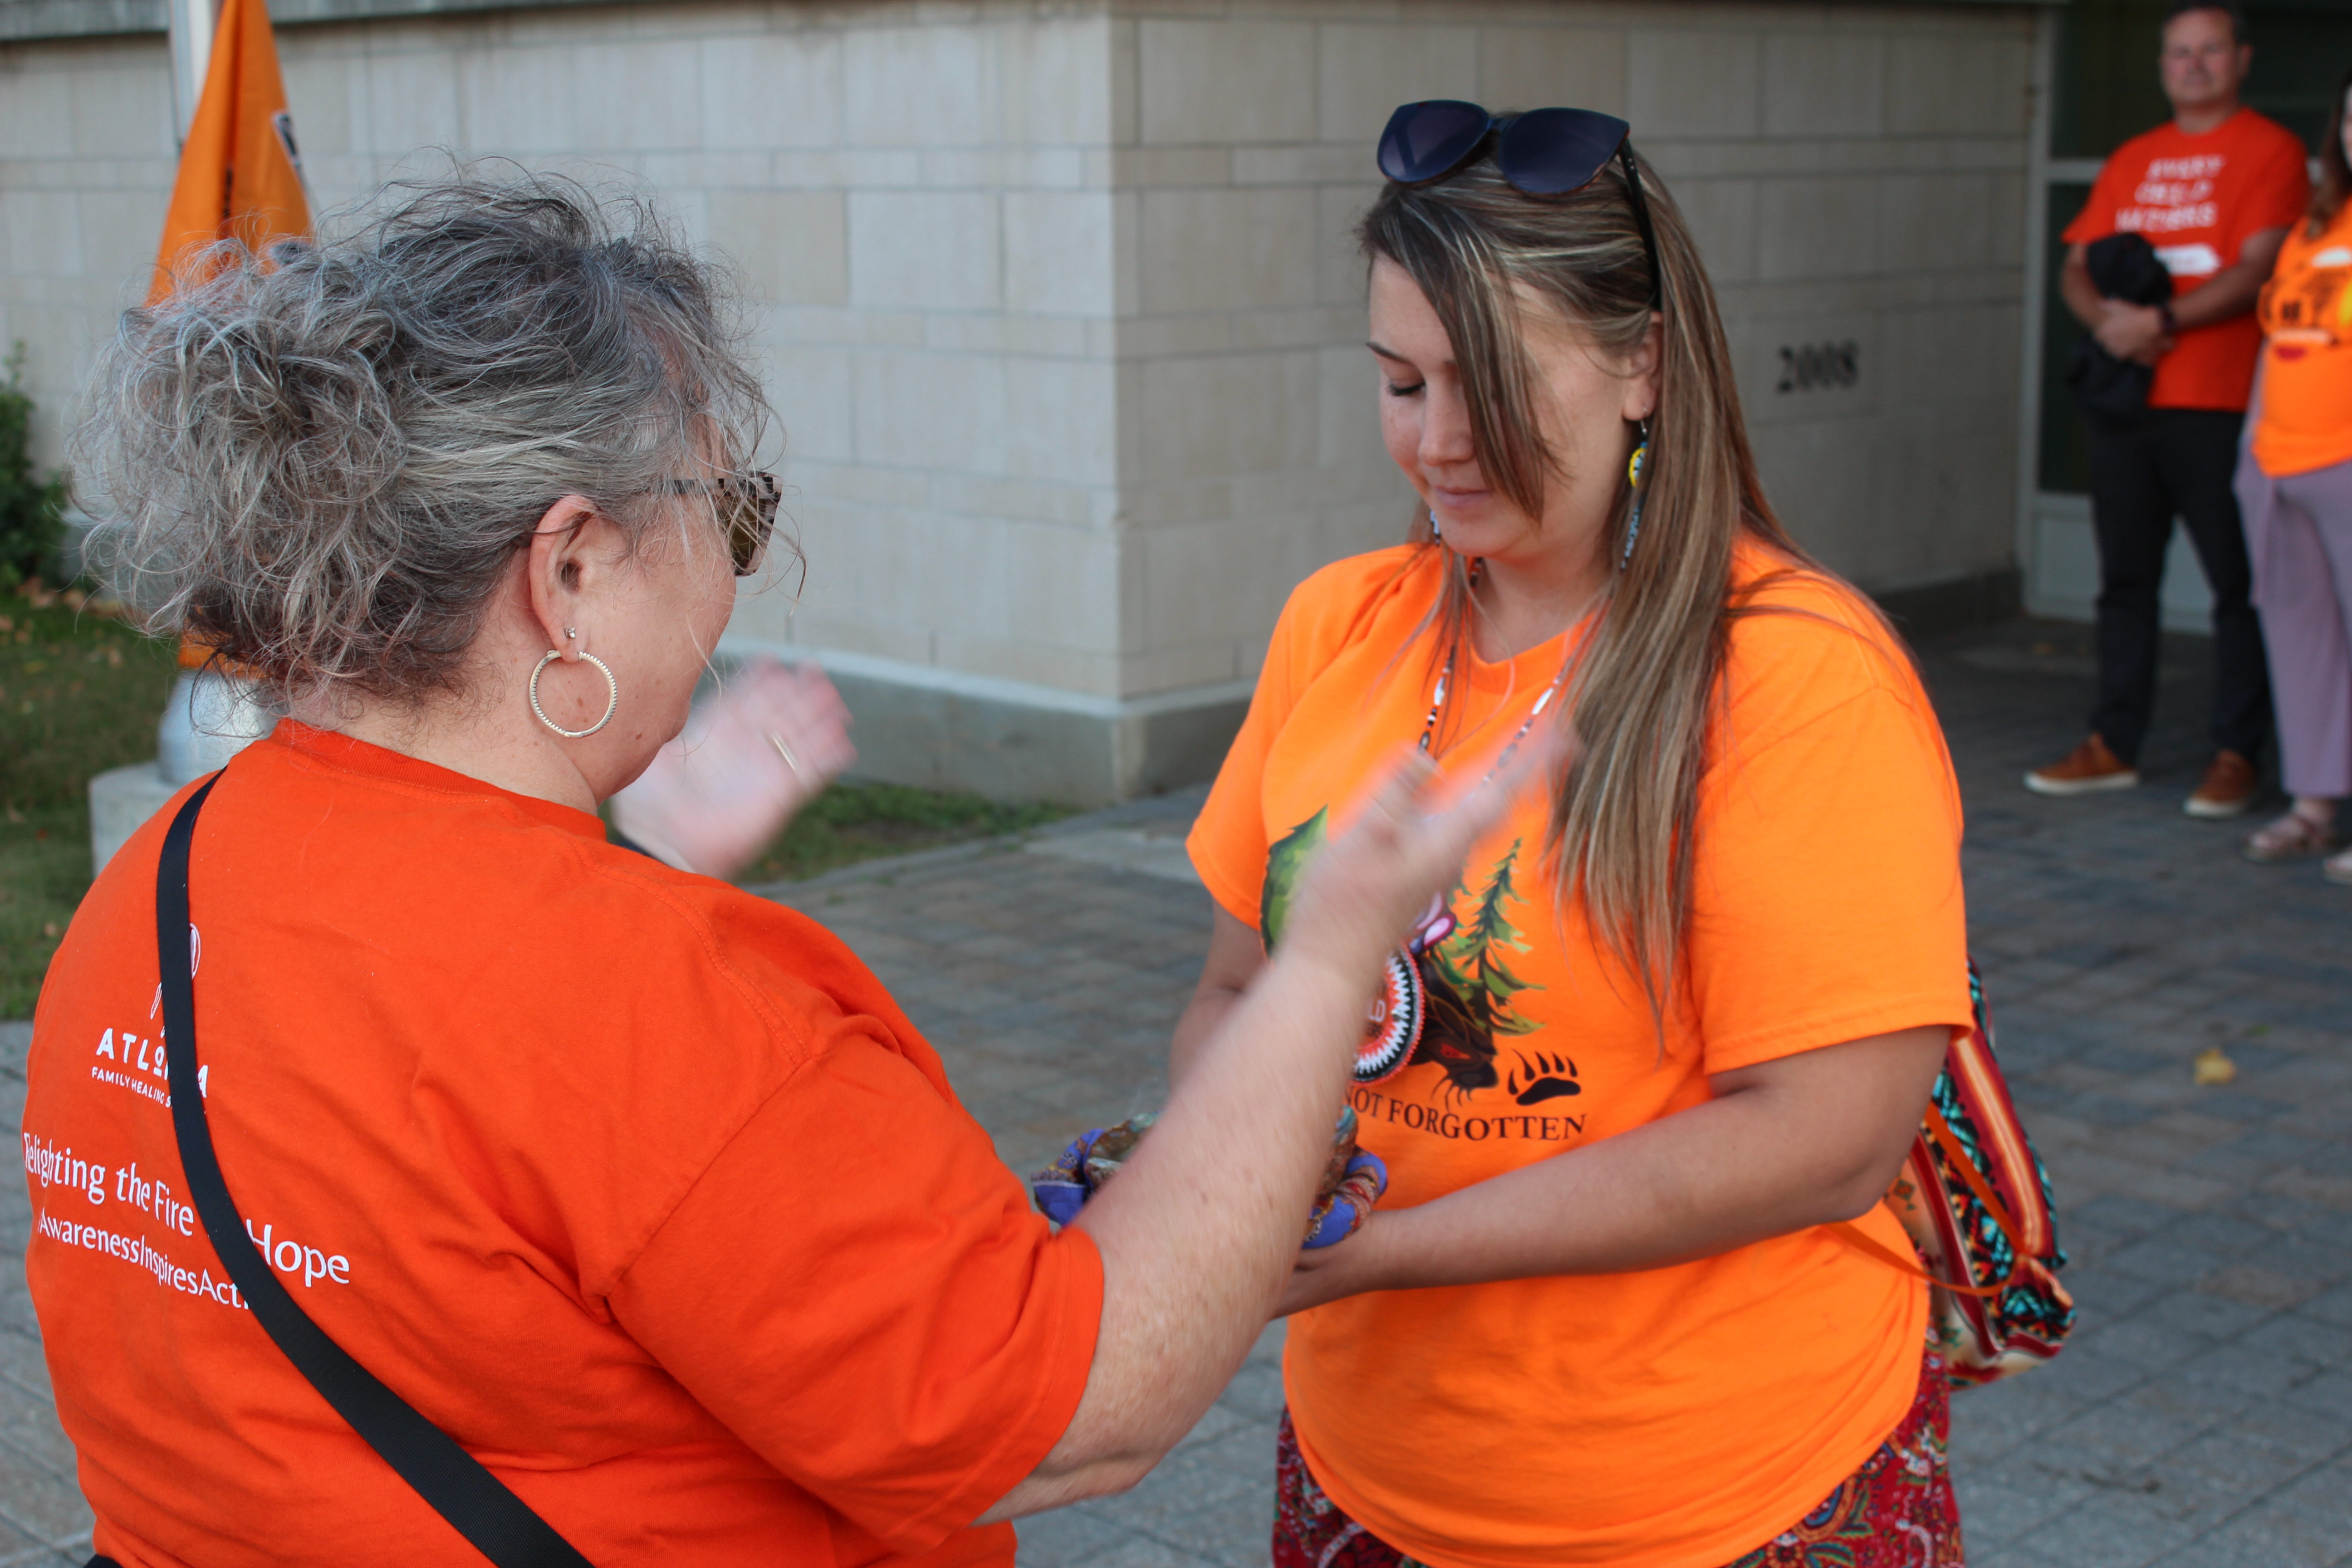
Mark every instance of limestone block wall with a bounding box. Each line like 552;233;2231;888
1112;0;2037;699
0;0;2039;802
0;29;177;458
304;4;1124;704
1;2;1124;668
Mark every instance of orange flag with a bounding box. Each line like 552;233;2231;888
149;0;311;304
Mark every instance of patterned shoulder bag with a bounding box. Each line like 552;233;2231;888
1838;964;2076;1386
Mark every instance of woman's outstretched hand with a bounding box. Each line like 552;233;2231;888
984;733;1563;1521
1278;739;1556;991
608;659;855;878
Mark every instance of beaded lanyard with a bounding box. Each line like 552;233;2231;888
1415;638;1574;779
1417;422;1644;774
1360;445;1644;1084
1357;568;1577;1088
1415;555;1579;781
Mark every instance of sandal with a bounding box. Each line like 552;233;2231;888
2243;809;2340;863
2327;847;2352;887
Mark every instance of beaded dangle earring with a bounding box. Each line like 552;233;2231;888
1620;419;1651;570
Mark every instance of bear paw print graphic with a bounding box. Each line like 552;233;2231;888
1506;1052;1581;1107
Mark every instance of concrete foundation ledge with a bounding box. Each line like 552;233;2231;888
718;639;1252;808
721;567;2021;807
1869;564;2024;642
89;760;176;875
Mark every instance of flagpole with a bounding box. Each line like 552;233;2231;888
152;0;303;800
167;0;221;147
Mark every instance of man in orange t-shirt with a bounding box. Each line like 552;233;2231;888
2029;0;2309;816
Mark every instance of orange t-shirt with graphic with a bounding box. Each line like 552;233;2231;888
25;724;1102;1568
1189;542;1972;1568
2252;204;2352;476
2062;108;2311;412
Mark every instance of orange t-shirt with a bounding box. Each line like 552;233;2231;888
2252;204;2352;476
1189;542;1971;1568
2062;108;2311;412
24;724;1102;1567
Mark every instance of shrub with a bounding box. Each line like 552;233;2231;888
0;345;70;589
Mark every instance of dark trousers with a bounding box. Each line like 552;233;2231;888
2087;408;2270;764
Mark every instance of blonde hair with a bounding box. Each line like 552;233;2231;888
1359;145;1829;1022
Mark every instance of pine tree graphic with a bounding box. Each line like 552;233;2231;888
1259;807;1329;951
1423;839;1539;1039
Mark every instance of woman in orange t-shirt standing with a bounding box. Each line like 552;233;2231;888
2236;69;2352;884
29;172;1515;1568
1176;105;1977;1568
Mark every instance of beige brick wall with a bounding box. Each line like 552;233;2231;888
1111;1;2036;696
2;0;1131;702
0;0;2038;798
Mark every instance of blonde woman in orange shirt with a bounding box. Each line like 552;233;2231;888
2236;69;2352;884
1176;106;1976;1568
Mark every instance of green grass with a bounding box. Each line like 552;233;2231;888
739;781;1074;884
0;590;182;1018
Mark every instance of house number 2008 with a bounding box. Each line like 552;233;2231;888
1776;341;1860;393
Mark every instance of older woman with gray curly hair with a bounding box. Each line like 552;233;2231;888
25;173;1514;1567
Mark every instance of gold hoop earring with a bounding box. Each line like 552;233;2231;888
529;650;618;739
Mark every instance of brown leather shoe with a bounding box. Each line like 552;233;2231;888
2025;735;2140;796
2185;750;2259;818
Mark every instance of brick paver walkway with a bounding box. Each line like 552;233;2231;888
2;616;2349;1567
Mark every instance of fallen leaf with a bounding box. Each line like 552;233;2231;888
2193;1047;2237;1086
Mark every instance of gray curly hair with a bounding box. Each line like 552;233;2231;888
73;169;776;703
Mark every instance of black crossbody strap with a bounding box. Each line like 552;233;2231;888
156;779;595;1568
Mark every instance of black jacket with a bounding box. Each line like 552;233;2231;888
2067;232;2175;427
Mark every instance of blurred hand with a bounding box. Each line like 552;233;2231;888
2094;299;2169;367
609;659;855;878
1277;731;1563;990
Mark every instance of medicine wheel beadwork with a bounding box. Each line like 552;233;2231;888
1356;949;1425;1083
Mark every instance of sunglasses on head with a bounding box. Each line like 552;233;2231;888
1375;101;1665;307
666;472;780;577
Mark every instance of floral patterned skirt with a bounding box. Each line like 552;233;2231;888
1272;1348;1962;1568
